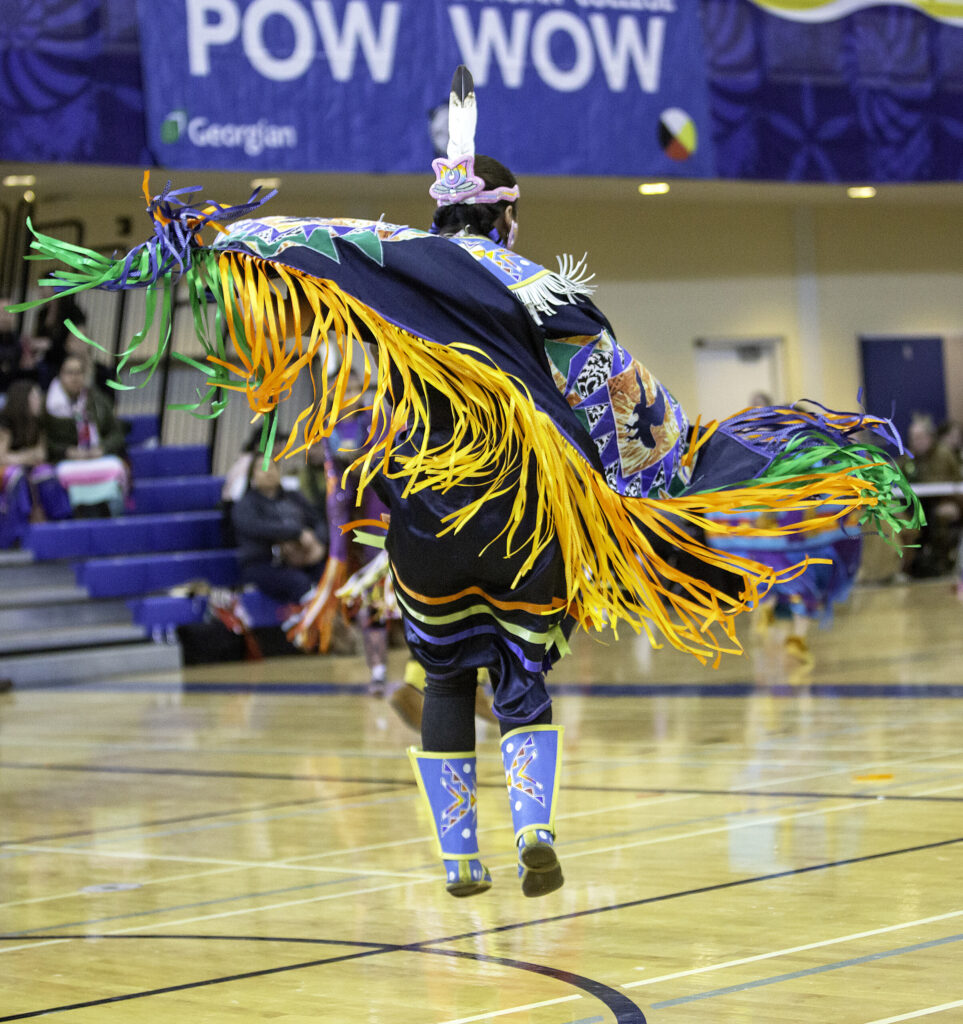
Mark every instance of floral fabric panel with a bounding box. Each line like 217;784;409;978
544;330;690;498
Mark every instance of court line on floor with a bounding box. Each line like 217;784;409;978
32;679;963;698
423;833;963;947
3;839;960;1017
5;745;946;856
558;775;963;866
0;787;417;849
0;863;265;911
2;754;956;923
3;843;435;880
433;992;582;1024
0;759;415;786
554;796;877;864
4;737;958;806
0;934;648;1024
647;931;963;1009
861;999;963;1023
0;792;814;927
5;804;959;946
1;790;701;871
3;766;954;931
4;791;421;854
5;833;958;961
563;782;963;803
620;908;963;988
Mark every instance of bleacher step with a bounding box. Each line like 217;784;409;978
1;642;183;687
0;623;148;655
0;584;89;608
0;549;33;568
0;598;133;634
1;561;78;588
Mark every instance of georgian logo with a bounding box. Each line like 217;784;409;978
161;109;188;144
159;109;297;156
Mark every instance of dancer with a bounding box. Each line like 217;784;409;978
288;362;394;694
706;502;863;671
9;68;920;900
705;396;866;672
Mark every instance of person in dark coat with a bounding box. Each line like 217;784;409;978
231;450;327;604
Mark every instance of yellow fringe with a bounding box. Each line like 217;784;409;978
208;251;882;665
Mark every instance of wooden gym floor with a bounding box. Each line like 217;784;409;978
1;578;961;1023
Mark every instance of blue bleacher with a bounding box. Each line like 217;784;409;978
27;511;224;560
35;418;292;643
123;414;160;447
128;590;286;632
77;549;240;598
128;444;210;479
131;476;225;514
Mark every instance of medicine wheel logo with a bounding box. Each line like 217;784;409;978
658;108;698;161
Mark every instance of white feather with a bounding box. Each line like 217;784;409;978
447;65;477;160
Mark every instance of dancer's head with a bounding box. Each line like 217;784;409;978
430;154;519;248
427;67;520;249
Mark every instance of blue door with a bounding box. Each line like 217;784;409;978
859;336;947;442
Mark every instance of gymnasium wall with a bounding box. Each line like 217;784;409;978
25;173;963;421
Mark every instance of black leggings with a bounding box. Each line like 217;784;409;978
421;668;552;751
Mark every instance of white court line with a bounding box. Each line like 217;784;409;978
434;993;582;1024
5;772;950;912
0;874;440;954
0;794;889;960
862;1000;963;1024
0;864;247;910
558;797;874;863
292;792;704;865
622;909;963;988
3;844;434;880
561;766;963;866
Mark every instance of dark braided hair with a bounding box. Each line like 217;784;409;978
431;154;518;244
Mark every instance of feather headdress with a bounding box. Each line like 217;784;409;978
429;65;520;207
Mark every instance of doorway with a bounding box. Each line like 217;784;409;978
694;336;784;420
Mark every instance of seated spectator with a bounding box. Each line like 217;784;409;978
37;292;88;376
221;427;264;508
232;450;327;605
44;355;129;517
0;305;18;394
16;333;57;391
938;418;963;464
899;414;962;577
0;380;71;546
221;427;306;545
61;331;114;400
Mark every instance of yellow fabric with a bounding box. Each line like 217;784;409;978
206;250;883;665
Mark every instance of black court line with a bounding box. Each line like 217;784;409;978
16;680;963;698
3;835;960;1021
0;789;406;847
434;835;963;937
423;833;963;945
2;759;958;811
0;935;646;1023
